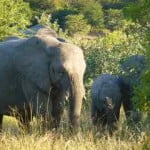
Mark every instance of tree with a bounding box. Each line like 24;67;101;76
0;0;32;40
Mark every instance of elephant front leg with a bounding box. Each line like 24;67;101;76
51;88;66;129
0;114;3;132
91;102;100;126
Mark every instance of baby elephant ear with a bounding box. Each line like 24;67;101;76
105;97;113;108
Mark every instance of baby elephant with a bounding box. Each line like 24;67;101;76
91;74;123;132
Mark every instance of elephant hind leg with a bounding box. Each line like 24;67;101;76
0;114;3;132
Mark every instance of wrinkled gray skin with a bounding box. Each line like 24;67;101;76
0;33;86;131
91;74;133;132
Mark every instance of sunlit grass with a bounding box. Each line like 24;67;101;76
0;106;149;150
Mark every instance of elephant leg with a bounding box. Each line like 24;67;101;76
51;88;65;129
114;104;121;121
91;102;100;125
36;92;52;131
115;109;120;121
0;114;3;132
122;97;134;120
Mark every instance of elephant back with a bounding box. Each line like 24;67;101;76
24;24;58;38
120;55;146;86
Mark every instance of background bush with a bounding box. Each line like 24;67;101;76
0;0;32;40
74;0;104;31
123;0;150;113
104;9;126;30
65;14;91;36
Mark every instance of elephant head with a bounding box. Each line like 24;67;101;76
103;97;117;125
13;34;86;128
91;74;122;132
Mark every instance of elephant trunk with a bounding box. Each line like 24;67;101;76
69;74;85;127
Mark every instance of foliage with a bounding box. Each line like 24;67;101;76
65;14;91;36
24;0;104;34
0;0;32;40
74;0;104;30
35;12;61;34
50;0;68;10
133;70;150;112
71;30;144;81
123;0;150;112
52;9;78;30
123;0;150;25
104;9;126;30
24;0;51;10
133;27;150;112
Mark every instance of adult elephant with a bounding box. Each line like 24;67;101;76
0;33;86;130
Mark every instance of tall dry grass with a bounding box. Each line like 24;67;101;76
0;107;149;150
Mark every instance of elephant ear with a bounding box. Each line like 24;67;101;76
14;36;51;94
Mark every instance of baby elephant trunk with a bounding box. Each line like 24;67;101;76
104;97;117;129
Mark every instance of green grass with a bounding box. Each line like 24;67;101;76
0;107;149;150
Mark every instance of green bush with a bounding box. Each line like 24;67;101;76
123;0;150;112
24;0;52;10
104;9;126;30
52;9;78;30
133;28;150;112
0;0;32;40
65;14;91;36
74;0;104;30
71;30;144;80
36;13;61;33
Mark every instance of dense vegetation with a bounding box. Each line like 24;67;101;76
0;0;149;149
0;0;31;40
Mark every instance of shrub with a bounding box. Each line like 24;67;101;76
36;12;61;33
0;0;32;40
24;0;51;9
74;0;104;30
71;30;144;80
124;0;150;112
104;9;126;30
52;9;78;30
65;14;91;36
